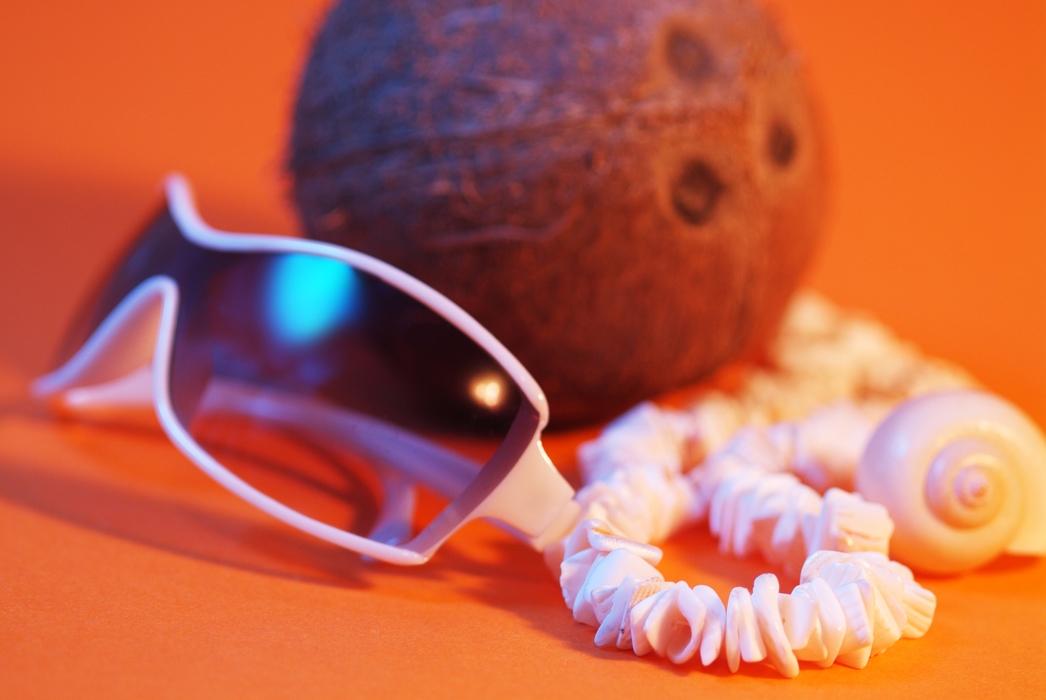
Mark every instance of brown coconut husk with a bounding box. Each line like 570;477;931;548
289;0;827;426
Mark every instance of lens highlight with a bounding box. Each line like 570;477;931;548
266;254;360;346
469;374;506;409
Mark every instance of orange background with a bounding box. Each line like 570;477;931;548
1;1;1044;698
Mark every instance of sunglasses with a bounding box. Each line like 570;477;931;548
33;175;578;565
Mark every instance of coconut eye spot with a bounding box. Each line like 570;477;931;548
671;160;723;225
665;28;714;84
768;120;797;169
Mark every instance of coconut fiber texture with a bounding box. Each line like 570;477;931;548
289;0;827;426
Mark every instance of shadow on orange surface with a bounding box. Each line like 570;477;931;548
0;400;785;604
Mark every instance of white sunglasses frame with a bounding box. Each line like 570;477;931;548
33;175;579;565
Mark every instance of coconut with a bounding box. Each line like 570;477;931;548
289;0;827;426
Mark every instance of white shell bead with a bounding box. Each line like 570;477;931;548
641;581;706;664
573;548;662;626
751;574;800;678
693;585;726;666
778;591;824;662
725;587;766;672
792;578;846;667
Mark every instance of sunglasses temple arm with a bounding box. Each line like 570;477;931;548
519;496;582;552
360;469;417;555
222;384;581;553
466;437;579;549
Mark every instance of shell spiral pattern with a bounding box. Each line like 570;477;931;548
857;389;1046;573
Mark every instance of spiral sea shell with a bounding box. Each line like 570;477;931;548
856;390;1046;574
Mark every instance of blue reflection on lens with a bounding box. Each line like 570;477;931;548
265;253;360;346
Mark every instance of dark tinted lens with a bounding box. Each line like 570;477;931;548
168;251;528;536
170;251;523;436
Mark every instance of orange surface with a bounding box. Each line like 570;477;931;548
1;1;1045;698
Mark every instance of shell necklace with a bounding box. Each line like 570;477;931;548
539;292;1046;678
